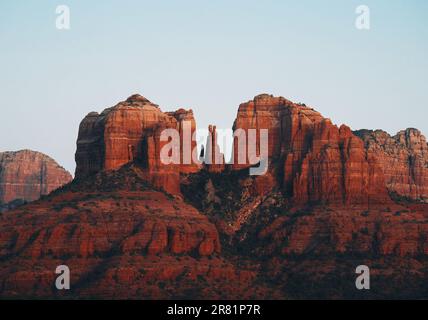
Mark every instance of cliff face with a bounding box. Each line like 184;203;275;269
75;94;200;195
76;93;393;206
231;94;390;206
355;129;428;202
75;94;172;178
0;150;72;210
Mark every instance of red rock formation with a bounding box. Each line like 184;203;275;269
0;150;72;208
205;125;225;173
0;166;273;299
138;125;181;195
2;93;428;299
75;94;201;194
167;108;200;174
355;129;428;202
252;201;428;257
231;94;390;206
232;94;290;170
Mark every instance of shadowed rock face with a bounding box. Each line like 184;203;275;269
355;128;428;202
0;150;72;211
1;94;428;299
0;166;267;299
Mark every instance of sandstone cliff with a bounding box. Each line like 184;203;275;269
231;94;389;206
75;94;200;195
0;150;72;211
355;128;428;202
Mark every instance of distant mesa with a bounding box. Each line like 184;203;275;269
0;150;72;212
355;128;428;202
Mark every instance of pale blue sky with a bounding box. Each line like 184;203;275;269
1;0;427;174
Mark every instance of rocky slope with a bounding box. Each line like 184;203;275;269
0;165;273;299
0;150;72;212
183;94;428;298
355;128;428;202
1;94;428;299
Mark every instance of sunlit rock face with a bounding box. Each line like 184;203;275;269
75;94;201;195
231;94;389;206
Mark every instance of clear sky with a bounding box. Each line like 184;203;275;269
1;0;427;175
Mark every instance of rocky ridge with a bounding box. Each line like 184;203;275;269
355;128;428;202
0;150;72;212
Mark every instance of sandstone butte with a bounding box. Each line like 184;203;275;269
0;150;72;212
355;128;428;202
1;93;428;299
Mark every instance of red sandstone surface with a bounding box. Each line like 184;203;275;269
1;94;428;299
232;94;389;206
355;128;428;202
0;165;269;299
0;150;72;212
